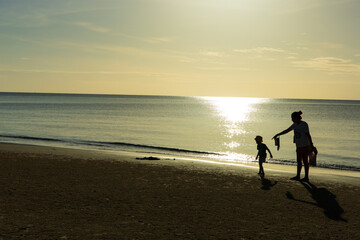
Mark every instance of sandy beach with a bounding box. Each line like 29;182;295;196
0;143;359;239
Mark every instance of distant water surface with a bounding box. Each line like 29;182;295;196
0;92;359;171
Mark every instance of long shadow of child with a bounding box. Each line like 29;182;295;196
260;175;278;190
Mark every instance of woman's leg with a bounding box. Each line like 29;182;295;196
302;152;309;180
296;151;302;178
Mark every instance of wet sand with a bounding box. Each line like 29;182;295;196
0;143;359;239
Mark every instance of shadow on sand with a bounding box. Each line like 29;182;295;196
286;181;347;222
260;175;278;190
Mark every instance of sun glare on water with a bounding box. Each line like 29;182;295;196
202;97;267;123
201;97;268;151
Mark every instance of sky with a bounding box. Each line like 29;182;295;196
0;0;359;100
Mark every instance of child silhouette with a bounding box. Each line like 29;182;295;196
255;135;273;176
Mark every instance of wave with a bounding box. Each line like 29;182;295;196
267;158;360;172
0;134;65;143
0;134;219;156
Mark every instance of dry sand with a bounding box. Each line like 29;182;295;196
0;143;359;240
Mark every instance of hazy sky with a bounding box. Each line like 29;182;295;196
1;0;359;99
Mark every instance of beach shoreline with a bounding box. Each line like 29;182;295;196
2;142;358;185
0;142;359;239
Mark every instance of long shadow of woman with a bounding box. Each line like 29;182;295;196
286;181;347;222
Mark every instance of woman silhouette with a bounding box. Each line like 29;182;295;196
273;111;314;181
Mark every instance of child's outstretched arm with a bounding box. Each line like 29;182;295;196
266;146;273;158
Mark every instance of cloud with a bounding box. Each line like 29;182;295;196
73;22;109;33
0;12;50;27
120;34;173;44
296;46;309;51
0;68;123;74
46;40;147;56
51;7;114;17
0;34;165;58
0;5;114;28
178;56;196;63
234;47;285;54
319;42;343;49
93;45;152;56
292;57;360;74
0;67;176;77
201;51;224;57
147;37;172;43
168;49;226;65
198;67;249;71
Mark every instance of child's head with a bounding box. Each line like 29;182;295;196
255;135;263;144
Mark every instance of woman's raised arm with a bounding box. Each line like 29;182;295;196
273;126;292;139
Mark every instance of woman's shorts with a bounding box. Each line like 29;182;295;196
296;145;311;154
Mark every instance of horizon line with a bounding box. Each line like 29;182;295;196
0;91;358;101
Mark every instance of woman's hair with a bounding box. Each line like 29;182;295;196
291;111;303;120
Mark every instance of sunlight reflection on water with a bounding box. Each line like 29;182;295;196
202;97;266;123
201;96;268;139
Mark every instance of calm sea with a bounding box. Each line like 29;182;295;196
1;92;359;171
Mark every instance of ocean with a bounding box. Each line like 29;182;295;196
0;92;359;171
